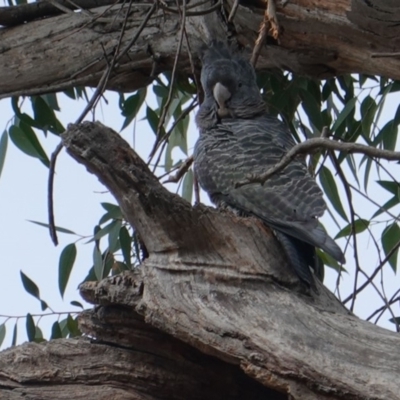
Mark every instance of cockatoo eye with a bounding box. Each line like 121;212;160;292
238;82;243;88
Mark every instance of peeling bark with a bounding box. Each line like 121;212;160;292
0;0;400;99
0;306;281;399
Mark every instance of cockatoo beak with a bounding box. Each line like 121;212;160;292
213;82;232;118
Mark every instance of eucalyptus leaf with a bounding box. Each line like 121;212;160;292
119;226;132;268
11;322;17;346
0;130;8;180
51;321;62;339
27;220;77;235
0;324;5;347
319;166;348;222
331;98;356;133
335;219;369;239
382;224;400;272
20;271;40;300
26;314;36;342
93;246;103;281
58;243;77;298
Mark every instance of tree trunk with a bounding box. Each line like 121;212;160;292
1;121;399;399
1;0;400;99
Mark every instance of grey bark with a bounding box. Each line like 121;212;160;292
1;122;397;400
0;0;400;98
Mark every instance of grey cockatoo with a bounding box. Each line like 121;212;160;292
193;42;345;288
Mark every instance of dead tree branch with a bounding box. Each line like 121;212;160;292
235;138;400;188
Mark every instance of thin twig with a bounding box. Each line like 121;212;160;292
194;170;200;204
251;17;268;67
150;99;197;169
329;152;359;312
235;138;400;188
158;0;221;16
371;52;400;58
251;0;280;67
367;289;400;322
228;0;239;22
116;2;157;63
349;183;399;222
48;1;153;244
342;237;400;305
48;143;63;245
163;155;193;183
148;0;186;162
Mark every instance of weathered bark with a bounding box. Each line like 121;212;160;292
0;305;280;399
0;0;399;98
1;121;398;399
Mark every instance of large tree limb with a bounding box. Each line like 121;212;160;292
0;304;280;399
44;122;400;399
2;121;400;398
1;0;400;98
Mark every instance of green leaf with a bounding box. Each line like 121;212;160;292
389;317;400;325
331;98;357;133
319;166;348;222
345;155;360;187
120;88;147;131
0;324;5;348
9;125;49;167
0;130;8;180
70;301;84;309
371;196;399;219
27;220;77;235
58;243;77;298
31;96;65;134
40;300;48;312
58;318;70;338
108;220;122;253
20;271;40;300
335;219;369;239
381;121;398;151
363;157;373;192
34;326;44;343
100;203;122;217
63;88;76;99
51;321;62;339
382;223;400;272
164;142;173;172
182;169;193;203
103;253;114;279
146;106;161;136
119;226;132;268
93;246;103;281
11;97;38;127
26;314;36;342
300;88;323;132
360;95;377;138
11;322;17;346
153;84;169;99
42;93;60;111
376;180;400;197
317;249;345;274
67;314;81;337
87;220;120;243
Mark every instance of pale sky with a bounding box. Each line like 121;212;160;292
1;84;400;349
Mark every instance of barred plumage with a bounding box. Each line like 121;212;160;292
194;42;345;288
